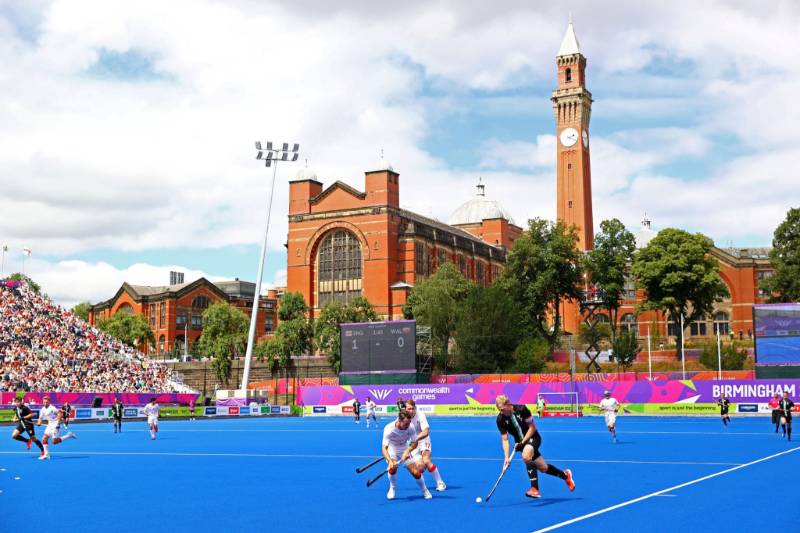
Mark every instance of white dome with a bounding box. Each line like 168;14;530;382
635;214;656;248
294;164;318;181
448;181;515;226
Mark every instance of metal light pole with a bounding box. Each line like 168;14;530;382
680;313;686;380
1;244;7;276
241;142;300;393
647;324;652;381
716;323;722;380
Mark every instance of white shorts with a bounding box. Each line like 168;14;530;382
417;437;432;454
387;446;421;464
44;425;60;439
147;415;159;426
604;412;617;427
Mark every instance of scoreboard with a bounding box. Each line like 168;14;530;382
340;320;416;373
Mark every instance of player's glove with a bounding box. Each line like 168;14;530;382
514;441;527;452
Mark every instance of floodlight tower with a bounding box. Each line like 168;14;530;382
240;142;300;393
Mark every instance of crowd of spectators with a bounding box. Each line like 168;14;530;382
1;279;190;393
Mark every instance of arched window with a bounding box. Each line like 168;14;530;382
317;229;363;306
192;295;210;309
117;303;134;315
620;313;638;334
158;335;166;354
713;311;730;336
565;68;572;82
175;335;185;353
690;317;708;337
595;314;610;324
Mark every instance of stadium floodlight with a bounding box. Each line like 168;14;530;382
241;141;301;393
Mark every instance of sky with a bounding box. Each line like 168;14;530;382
1;0;799;308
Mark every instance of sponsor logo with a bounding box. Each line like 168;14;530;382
271;406;282;414
738;404;758;413
205;407;217;415
368;388;392;401
342;406;353;413
75;409;91;419
280;406;290;414
94;409;106;417
313;406;327;413
229;407;240;415
124;408;138;417
239;407;250;415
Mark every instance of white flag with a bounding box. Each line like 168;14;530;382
22;246;32;257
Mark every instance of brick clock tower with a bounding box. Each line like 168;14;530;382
552;17;594;333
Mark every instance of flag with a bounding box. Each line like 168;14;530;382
1;244;7;252
22;246;32;257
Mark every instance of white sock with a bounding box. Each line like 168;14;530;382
43;444;49;454
414;475;427;492
388;473;398;488
430;466;444;485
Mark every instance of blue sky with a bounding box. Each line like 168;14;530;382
1;1;798;306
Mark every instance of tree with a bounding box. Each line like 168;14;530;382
699;342;747;371
194;302;249;384
71;302;91;322
509;336;549;373
584;218;637;339
452;284;522;373
7;273;41;294
255;292;314;371
632;228;729;359
97;312;155;350
499;218;583;357
612;329;641;372
760;207;800;302
403;262;471;373
315;297;378;373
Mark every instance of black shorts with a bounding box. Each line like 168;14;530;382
113;416;123;422
772;410;780;423
720;409;729;415
517;433;542;460
783;413;793;421
15;424;35;436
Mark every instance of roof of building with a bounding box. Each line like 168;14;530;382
557;16;581;57
635;214;656;249
447;180;516;226
294;160;318;181
372;149;394;172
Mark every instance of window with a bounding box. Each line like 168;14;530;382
192;295;210;309
159;303;166;328
713;311;730;336
317;229;363;306
690;319;707;337
595;314;610;324
415;242;426;276
176;312;187;327
757;271;773;298
175;335;186;353
149;304;155;327
624;276;637;301
437;249;446;267
158;335;165;354
476;262;484;286
265;316;274;333
620;313;637;334
191;315;202;329
458;255;466;275
117;303;134;315
565;67;572;82
667;317;680;337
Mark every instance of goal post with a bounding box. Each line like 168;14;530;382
537;391;582;418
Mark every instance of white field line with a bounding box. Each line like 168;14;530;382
64;428;777;436
531;446;800;533
0;450;742;466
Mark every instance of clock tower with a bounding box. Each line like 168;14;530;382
552;16;594;251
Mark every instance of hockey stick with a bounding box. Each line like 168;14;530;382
356;457;383;474
484;449;517;502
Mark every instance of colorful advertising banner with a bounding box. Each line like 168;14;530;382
299;379;800;416
0;392;199;406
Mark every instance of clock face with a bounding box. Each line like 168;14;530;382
582;130;589;147
560;127;578;147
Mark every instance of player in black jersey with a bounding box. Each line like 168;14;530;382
61;401;72;428
779;392;794;441
352;398;361;424
495;394;575;499
111;398;124;433
10;397;45;454
717;395;731;427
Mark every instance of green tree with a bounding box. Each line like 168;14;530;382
612;329;641;372
699;342;747;371
97;312;155;350
509;336;549;373
452;284;522;373
71;302;91;322
632;228;729;359
499;218;583;357
761;207;800;302
403;262;471;373
194;301;249;384
315;296;378;373
584;218;637;339
8;273;41;294
255;292;314;371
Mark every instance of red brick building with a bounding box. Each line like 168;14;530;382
89;278;279;357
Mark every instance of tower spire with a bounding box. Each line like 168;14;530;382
557;15;581;57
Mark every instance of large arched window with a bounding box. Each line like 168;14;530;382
158;335;166;354
317;229;363;306
117;303;134;315
192;295;210;309
620;313;638;334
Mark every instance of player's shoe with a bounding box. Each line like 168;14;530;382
436;482;447;492
564;469;575;491
422;489;433;500
525;487;541;499
26;439;31;450
38;454;50;460
66;432;76;440
386;487;395;500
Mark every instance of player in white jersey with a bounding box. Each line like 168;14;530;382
36;396;76;460
598;390;620;443
364;397;377;429
404;399;446;491
143;398;160;440
382;410;430;500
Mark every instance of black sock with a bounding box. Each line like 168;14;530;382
525;461;539;488
789;424;793;439
33;439;43;451
546;464;567;480
782;424;786;434
13;435;27;443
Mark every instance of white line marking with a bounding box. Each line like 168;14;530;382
63;428;776;436
654;494;677;497
531;445;800;533
0;451;742;466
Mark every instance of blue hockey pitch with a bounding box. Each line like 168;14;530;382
1;415;798;532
